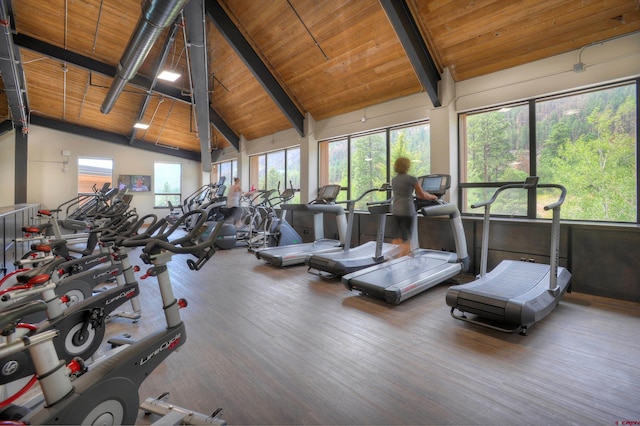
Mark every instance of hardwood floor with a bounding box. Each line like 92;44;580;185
97;245;640;425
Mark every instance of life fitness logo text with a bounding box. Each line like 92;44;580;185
2;360;19;376
105;288;137;306
140;333;182;365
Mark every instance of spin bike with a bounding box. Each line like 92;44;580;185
0;210;226;424
1;213;159;314
0;217;168;386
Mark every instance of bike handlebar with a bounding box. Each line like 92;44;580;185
119;210;206;249
0;300;47;331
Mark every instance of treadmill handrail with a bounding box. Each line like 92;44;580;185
541;183;567;211
340;184;390;252
474;178;567;285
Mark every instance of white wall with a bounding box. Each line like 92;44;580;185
455;32;640;112
0;130;16;206
25;125;202;216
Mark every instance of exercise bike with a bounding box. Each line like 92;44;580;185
0;210;226;424
0;217;165;387
0;214;158;326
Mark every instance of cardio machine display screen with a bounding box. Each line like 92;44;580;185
421;176;443;193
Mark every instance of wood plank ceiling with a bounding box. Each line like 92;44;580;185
1;0;639;160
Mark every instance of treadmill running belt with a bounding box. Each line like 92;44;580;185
464;261;551;299
351;254;452;287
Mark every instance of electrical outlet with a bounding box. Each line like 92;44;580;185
61;150;71;156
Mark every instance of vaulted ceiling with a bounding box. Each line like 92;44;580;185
1;0;639;163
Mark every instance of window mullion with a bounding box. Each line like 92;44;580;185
528;99;537;219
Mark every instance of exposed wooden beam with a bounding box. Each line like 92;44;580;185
13;33;239;155
210;108;239;151
379;0;441;107
30;115;200;161
14;33;190;103
205;0;305;137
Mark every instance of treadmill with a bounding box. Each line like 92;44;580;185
445;177;572;335
306;184;396;277
254;185;347;267
342;174;471;305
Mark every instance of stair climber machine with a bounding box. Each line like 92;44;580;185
306;183;396;277
445;177;572;335
0;210;226;424
342;174;471;305
166;177;226;227
254;184;346;267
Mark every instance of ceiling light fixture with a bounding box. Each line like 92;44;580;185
133;122;150;130
157;70;181;82
158;36;184;82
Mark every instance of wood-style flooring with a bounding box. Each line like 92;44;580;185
98;245;640;425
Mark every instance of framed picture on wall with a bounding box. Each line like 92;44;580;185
118;175;151;192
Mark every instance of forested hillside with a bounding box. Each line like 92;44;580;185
466;83;636;221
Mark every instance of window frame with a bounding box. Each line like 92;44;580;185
249;146;301;203
153;162;182;209
77;157;113;194
211;160;237;193
318;120;431;209
458;79;639;224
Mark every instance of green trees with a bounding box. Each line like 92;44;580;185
464;83;636;221
318;123;430;209
545;95;636;221
467;111;517;183
350;133;387;209
391;129;430;178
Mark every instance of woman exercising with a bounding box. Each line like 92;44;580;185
391;157;437;257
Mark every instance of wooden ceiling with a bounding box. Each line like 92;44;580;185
2;0;639;158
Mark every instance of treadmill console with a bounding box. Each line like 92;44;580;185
311;184;342;204
415;174;451;209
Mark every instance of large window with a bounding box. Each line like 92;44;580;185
212;160;237;195
154;162;181;208
77;157;113;193
249;147;300;203
350;131;388;210
460;81;638;223
319;121;430;209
